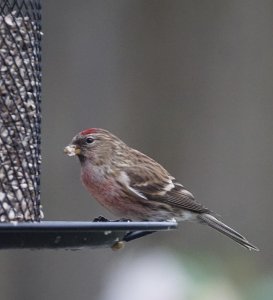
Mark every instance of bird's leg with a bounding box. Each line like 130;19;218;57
112;230;156;251
123;230;156;242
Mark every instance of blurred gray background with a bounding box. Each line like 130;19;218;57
1;0;273;299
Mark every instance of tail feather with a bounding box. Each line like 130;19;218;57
199;213;259;251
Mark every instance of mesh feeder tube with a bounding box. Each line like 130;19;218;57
0;0;43;222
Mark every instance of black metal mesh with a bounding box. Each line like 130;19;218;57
0;0;43;222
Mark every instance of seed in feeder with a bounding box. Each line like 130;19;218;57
4;15;14;26
0;192;5;202
24;210;30;219
21;200;27;210
8;210;15;220
1;66;8;72
11;181;19;189
8;174;14;181
3;202;10;210
16;190;23;200
0;216;6;222
7;193;14;201
17;171;23;177
1;129;8;138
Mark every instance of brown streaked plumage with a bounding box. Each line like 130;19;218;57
64;128;259;251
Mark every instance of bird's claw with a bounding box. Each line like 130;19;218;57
111;241;125;251
93;216;110;222
92;216;132;222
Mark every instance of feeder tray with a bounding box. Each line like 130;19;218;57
0;220;177;250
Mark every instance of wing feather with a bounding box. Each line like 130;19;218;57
121;163;210;214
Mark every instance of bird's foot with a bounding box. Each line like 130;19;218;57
93;216;132;222
93;216;110;222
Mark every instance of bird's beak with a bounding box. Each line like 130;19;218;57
64;144;81;156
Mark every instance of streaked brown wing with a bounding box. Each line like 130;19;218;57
124;165;210;214
153;184;210;213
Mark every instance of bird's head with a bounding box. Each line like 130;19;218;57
64;128;125;165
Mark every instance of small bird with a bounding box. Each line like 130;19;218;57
64;128;258;251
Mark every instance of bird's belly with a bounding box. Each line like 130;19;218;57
81;171;153;219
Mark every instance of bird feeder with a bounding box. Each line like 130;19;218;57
0;0;177;250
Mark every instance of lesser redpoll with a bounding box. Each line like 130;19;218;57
64;128;258;251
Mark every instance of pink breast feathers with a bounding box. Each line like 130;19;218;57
81;166;120;210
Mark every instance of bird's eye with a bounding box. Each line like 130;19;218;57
85;137;94;144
